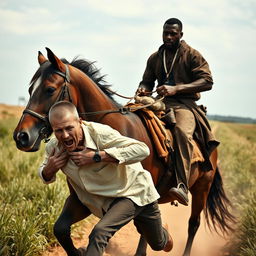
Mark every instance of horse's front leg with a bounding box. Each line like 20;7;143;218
134;235;148;256
54;191;91;256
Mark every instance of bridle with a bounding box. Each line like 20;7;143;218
22;64;72;142
22;63;164;143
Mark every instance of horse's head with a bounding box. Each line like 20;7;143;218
13;48;74;152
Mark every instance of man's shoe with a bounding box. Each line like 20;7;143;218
77;247;87;256
163;225;173;252
168;184;189;206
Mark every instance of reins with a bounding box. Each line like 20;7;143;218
79;87;163;117
23;63;164;141
78;95;165;117
22;64;72;142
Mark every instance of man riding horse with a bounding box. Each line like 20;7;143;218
136;18;219;206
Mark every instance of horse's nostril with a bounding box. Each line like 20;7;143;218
17;132;29;147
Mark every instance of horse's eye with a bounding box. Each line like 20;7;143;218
46;87;56;95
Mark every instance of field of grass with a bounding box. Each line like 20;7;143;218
0;117;69;256
0;116;255;255
212;121;256;256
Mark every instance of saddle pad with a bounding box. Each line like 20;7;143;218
128;103;204;165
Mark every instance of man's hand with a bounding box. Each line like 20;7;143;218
69;146;118;166
157;85;177;97
42;148;68;181
69;147;96;166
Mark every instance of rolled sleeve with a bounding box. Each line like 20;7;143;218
90;122;150;164
38;138;57;184
104;142;150;164
38;164;56;184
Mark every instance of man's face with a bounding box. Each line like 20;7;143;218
162;24;183;50
51;114;83;152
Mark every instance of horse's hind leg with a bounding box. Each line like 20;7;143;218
183;214;200;256
183;182;211;256
134;235;147;256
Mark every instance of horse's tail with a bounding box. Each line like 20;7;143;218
204;166;236;234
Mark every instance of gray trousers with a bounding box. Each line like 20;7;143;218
54;194;169;256
86;198;168;255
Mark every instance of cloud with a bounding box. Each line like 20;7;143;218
0;0;256;117
74;0;146;17
0;7;76;35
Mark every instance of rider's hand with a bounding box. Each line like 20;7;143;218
136;87;151;96
42;148;69;180
156;85;177;97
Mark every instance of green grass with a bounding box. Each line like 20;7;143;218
211;121;256;256
0;118;68;256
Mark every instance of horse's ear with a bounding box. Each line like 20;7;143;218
46;47;65;72
38;51;48;65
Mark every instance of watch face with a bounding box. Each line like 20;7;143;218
93;151;101;162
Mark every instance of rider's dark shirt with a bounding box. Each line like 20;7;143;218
139;40;213;101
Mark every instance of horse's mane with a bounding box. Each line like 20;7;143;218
31;57;119;105
66;57;117;103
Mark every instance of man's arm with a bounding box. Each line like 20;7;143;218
68;147;118;167
88;122;150;165
39;147;68;183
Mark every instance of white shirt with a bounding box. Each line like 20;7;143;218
39;121;160;218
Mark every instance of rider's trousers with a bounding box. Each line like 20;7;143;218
164;98;196;188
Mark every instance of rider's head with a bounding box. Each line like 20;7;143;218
162;18;183;50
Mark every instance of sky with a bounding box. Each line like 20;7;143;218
0;0;256;118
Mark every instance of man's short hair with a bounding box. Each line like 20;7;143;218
49;101;79;123
164;18;183;31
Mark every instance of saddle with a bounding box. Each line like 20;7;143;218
127;97;204;166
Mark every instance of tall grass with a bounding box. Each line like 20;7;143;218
212;122;256;256
0;118;68;256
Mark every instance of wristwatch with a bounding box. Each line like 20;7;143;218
93;150;101;162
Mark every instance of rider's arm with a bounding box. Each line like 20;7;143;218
157;49;213;96
138;54;157;93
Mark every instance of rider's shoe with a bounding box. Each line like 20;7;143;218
168;183;189;206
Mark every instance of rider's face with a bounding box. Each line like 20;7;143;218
162;24;183;50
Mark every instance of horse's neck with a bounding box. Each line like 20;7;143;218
73;71;117;119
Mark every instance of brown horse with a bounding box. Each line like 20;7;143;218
13;48;235;256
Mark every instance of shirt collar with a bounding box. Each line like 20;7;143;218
158;40;186;56
81;122;98;150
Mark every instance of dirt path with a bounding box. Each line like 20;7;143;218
44;195;229;256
